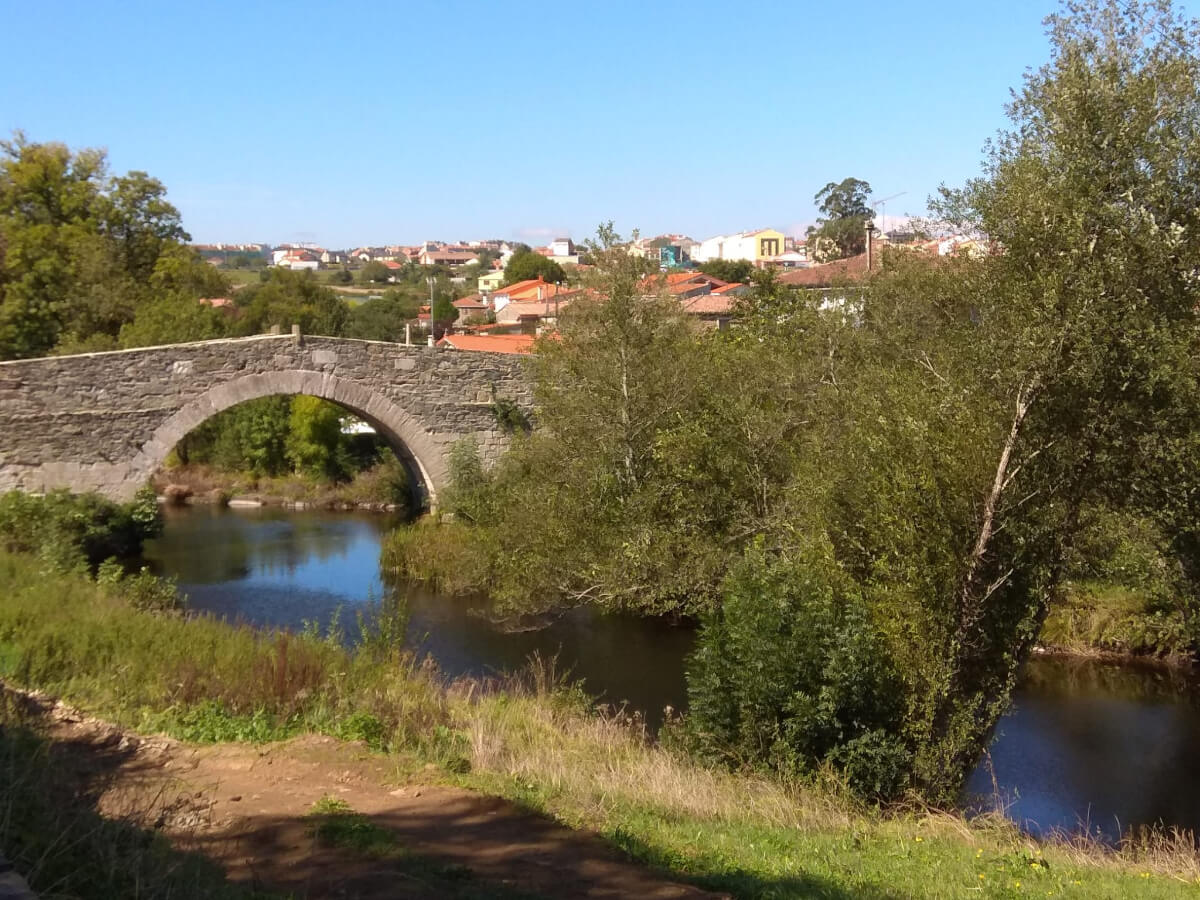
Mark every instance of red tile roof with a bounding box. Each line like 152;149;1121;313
437;333;536;354
497;277;570;301
682;294;736;315
452;293;488;309
778;253;870;288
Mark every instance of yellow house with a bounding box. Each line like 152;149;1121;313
477;269;505;292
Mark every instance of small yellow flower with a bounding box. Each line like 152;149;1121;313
1141;872;1151;878
979;873;986;880
914;836;923;843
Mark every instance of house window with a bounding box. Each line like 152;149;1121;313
760;238;780;257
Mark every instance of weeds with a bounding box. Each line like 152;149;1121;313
307;796;397;855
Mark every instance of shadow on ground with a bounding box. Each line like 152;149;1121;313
0;686;898;899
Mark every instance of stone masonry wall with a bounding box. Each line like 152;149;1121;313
0;334;532;503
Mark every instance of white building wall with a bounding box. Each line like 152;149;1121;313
692;235;726;263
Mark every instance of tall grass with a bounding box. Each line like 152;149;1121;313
0;550;448;749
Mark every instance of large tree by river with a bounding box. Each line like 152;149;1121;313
411;0;1200;804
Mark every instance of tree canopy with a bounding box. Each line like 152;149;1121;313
503;249;566;286
806;177;873;262
0;133;219;359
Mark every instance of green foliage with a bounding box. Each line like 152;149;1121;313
489;395;530;434
686;542;911;800
381;518;495;596
431;291;457;329
697;259;754;283
177;396;293;475
307;796;397;855
0;488;163;572
286;394;345;479
359;259;392;283
503;249;566;286
0;549;448;749
806;177;873;261
96;560;182;613
231;268;348;337
346;288;421;341
0;133;222;359
441;440;495;524
117;292;229;348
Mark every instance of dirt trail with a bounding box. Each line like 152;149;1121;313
24;694;726;900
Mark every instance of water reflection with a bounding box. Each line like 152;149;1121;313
144;505;693;725
964;657;1200;841
145;506;1200;838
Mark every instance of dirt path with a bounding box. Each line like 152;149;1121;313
24;694;726;900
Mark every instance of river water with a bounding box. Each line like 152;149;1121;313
143;505;1200;841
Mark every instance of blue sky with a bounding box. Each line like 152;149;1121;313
0;1;1160;247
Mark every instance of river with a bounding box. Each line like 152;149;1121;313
143;505;1200;842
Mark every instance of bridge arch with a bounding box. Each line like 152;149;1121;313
129;370;447;508
0;334;530;504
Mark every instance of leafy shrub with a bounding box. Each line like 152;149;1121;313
96;560;182;613
380;518;494;595
0;487;162;572
685;540;911;801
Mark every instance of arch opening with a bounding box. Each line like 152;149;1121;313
132;371;445;512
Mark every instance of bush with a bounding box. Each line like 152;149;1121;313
685;540;911;801
0;488;163;573
380;519;494;596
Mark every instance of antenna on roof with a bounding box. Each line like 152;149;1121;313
871;192;907;235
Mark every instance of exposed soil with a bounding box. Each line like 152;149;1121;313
13;690;725;900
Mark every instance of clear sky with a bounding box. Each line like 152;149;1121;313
0;0;1168;248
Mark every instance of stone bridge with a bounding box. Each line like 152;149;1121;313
0;333;532;507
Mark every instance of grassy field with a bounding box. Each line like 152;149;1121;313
0;550;1195;898
222;268;266;287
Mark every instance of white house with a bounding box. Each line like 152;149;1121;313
690;234;728;263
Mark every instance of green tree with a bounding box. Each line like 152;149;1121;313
697;259;754;283
890;0;1200;800
806;177;873;261
503;249;565;286
233;269;349;336
346;288;421;342
0;134;197;358
431;292;457;337
286;395;345;479
118;295;229;348
694;0;1200;804
360;260;391;284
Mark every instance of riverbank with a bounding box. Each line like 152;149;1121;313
383;519;1199;665
153;462;408;513
1039;580;1195;664
0;550;1195;898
